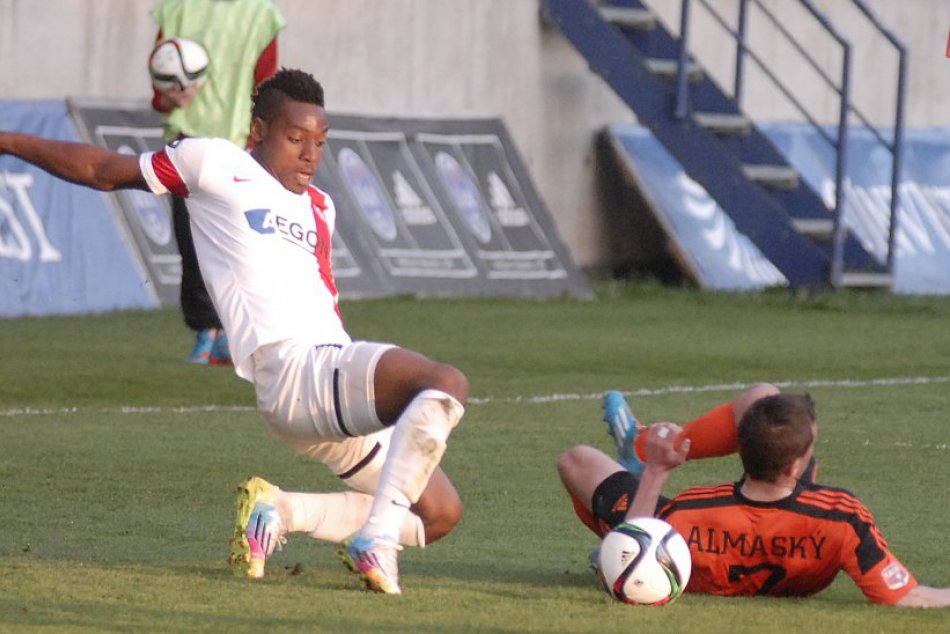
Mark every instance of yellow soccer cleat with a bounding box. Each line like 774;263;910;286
227;476;282;579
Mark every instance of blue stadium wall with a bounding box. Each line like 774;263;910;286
603;123;950;294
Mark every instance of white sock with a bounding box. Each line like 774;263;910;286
279;489;426;547
360;390;464;543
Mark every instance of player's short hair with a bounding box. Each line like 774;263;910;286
738;393;816;483
252;68;325;122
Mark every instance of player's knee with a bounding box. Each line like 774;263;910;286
556;446;587;483
745;382;780;406
430;363;468;406
417;484;463;543
749;382;780;398
424;497;463;543
442;496;463;533
734;383;781;422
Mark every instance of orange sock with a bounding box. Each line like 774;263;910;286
569;492;608;538
634;402;738;461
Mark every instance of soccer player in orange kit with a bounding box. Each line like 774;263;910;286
558;385;950;606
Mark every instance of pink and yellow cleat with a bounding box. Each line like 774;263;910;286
228;476;283;579
338;535;403;595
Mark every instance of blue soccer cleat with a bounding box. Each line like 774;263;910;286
602;391;645;475
209;330;232;366
186;328;217;364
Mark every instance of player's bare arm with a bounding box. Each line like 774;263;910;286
0;131;146;192
625;423;690;519
154;83;200;111
896;584;950;608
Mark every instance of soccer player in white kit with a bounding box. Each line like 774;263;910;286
0;69;468;595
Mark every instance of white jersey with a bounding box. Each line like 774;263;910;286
139;137;350;382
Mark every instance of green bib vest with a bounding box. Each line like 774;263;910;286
152;0;285;146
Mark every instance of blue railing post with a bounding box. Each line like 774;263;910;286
887;48;907;274
830;43;852;288
734;0;750;105
675;0;692;119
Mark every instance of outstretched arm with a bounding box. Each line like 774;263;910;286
625;423;691;519
0;132;147;192
895;585;950;608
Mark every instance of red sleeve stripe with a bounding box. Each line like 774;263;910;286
254;38;279;86
151;150;189;198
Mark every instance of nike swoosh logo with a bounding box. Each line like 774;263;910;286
233;176;252;183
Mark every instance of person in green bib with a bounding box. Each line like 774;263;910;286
150;0;285;365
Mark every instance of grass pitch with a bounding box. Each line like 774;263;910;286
1;282;949;632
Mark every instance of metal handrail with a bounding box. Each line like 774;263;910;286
682;0;844;147
852;0;906;274
674;0;907;285
674;0;692;119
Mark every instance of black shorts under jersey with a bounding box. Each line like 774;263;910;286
591;470;671;531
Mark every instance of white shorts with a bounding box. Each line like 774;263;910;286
250;339;395;494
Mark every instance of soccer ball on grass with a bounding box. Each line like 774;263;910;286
595;517;692;605
148;37;209;92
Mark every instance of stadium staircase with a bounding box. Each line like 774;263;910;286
541;0;907;289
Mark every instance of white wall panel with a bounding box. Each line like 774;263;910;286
1;0;945;268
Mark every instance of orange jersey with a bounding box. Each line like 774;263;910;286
657;482;916;604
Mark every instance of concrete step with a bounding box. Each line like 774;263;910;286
742;163;800;190
694;111;751;136
839;271;893;289
645;57;702;81
599;6;658;31
790;217;834;238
